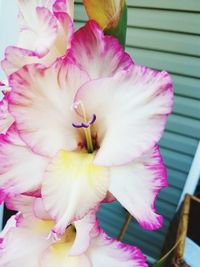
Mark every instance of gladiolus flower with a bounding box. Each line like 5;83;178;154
1;21;173;235
0;196;148;267
1;0;74;75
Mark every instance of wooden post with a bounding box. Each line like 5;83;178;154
173;194;191;265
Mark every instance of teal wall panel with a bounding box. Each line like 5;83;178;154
74;1;200;260
126;0;200;12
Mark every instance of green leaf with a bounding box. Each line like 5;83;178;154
104;1;127;48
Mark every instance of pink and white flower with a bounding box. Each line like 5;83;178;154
1;0;74;75
0;196;148;267
1;21;173;235
0;2;175;266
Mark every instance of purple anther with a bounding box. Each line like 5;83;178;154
72;114;96;129
88;114;96;125
72;122;85;128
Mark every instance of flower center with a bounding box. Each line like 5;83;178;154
50;225;76;256
72;101;96;153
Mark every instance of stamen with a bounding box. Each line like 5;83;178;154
72;101;96;153
71;101;81;111
88;114;96;125
72;114;96;129
46;230;60;242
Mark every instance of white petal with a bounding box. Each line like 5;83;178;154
69;209;99;256
42;150;108;234
0;125;48;203
0;215;16;246
87;230;148;267
41;248;91;267
6;195;51;221
33;197;52;220
75;65;173;166
5;195;35;217
18;2;58;55
109;145;167;230
0;214;53;267
9;59;89;157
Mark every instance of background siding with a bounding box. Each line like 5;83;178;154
74;0;200;260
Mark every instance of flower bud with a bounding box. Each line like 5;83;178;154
83;0;127;47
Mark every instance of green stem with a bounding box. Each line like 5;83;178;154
117;212;132;241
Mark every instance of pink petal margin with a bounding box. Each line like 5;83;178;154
0;81;5;86
93;230;148;267
1;46;40;76
53;0;74;19
53;0;68;13
70;20;133;79
109;145;168;231
141;145;168;230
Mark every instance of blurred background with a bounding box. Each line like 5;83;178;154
0;0;200;265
